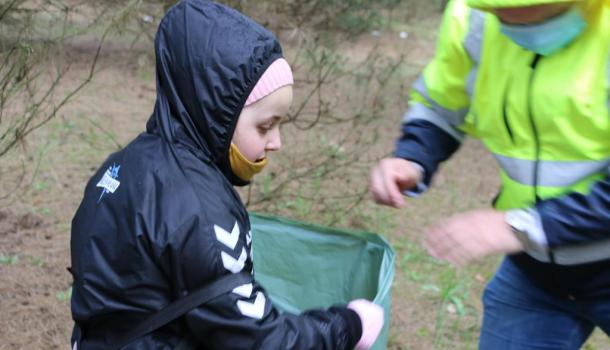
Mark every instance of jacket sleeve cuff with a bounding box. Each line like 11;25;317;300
394;119;461;188
330;306;362;349
505;208;549;261
401;161;428;197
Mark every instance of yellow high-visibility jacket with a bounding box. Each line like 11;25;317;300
395;0;610;270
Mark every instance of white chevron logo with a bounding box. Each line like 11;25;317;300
232;283;253;298
237;292;266;319
221;247;247;273
214;222;240;250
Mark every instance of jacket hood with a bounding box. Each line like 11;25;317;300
146;0;283;185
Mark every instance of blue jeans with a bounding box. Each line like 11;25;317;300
479;257;610;349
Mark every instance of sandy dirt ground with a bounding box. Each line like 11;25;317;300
1;9;608;350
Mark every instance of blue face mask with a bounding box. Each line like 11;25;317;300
500;8;587;56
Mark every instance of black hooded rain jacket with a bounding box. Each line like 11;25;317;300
70;1;361;348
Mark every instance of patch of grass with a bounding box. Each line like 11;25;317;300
391;234;486;349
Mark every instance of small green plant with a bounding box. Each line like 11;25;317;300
33;181;50;192
395;239;432;283
29;255;45;267
430;267;479;348
0;254;19;265
56;286;72;302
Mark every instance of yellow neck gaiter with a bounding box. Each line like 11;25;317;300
229;143;268;181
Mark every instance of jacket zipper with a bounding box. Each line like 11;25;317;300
528;54;542;203
529;54;557;264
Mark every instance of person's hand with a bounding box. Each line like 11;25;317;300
370;158;423;208
425;209;524;267
347;299;384;350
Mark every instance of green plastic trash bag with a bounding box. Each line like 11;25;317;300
250;213;395;350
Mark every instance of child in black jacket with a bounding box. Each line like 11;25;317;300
70;1;383;349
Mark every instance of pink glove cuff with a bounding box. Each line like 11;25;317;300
347;299;384;350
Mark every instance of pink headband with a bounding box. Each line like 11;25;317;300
245;58;294;106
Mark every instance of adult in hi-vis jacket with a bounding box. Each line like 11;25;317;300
370;0;610;348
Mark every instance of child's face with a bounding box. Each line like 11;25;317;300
232;85;293;162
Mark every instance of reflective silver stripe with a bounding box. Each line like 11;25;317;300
464;9;485;64
404;9;485;142
554;239;610;265
466;67;478;98
494;154;610;187
412;76;469;127
530;239;610;265
403;103;465;142
464;10;485;98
